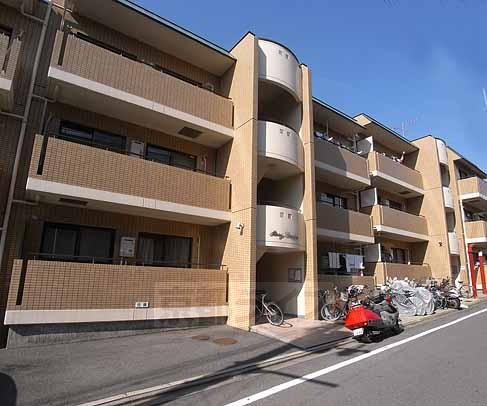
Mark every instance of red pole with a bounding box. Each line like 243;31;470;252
479;252;487;295
468;244;478;298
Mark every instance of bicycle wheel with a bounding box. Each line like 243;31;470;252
266;303;284;326
321;303;343;321
459;285;472;299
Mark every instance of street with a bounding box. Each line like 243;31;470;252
156;302;487;406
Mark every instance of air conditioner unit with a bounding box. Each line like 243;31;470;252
129;140;145;158
203;82;215;92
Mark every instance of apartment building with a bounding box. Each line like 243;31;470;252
0;0;485;347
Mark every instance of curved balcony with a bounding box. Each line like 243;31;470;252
258;120;304;179
436;138;449;166
258;39;301;101
443;186;454;211
257;205;305;252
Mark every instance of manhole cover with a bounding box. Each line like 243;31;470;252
191;335;210;341
212;337;238;346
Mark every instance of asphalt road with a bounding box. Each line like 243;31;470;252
157;301;487;406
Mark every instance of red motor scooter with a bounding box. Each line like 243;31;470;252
344;293;401;343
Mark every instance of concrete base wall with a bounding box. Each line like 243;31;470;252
7;317;227;348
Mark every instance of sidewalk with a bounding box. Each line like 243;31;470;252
1;296;486;406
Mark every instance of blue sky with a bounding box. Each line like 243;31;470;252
136;0;486;167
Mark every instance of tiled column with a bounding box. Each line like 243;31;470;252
300;65;318;320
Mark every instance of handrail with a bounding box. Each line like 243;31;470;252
374;151;421;175
378;204;427;219
313;132;364;156
43;133;227;179
27;253;228;271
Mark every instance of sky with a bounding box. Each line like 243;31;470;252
136;0;487;167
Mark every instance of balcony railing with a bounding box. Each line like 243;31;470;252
314;137;370;187
371;205;428;240
368;152;423;192
29;135;231;212
6;260;228;322
459;177;487;198
50;31;233;129
316;203;373;243
366;262;432;284
0;33;21;110
465;220;487;241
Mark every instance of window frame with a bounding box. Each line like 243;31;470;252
59;120;127;153
40;222;115;263
137;232;193;268
318;192;348;210
145;143;197;172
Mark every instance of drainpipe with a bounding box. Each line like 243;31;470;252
0;1;52;272
459;198;472;290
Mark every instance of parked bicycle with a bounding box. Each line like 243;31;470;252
255;290;284;326
319;285;363;321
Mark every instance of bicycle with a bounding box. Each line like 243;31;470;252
255;291;284;326
319;285;363;321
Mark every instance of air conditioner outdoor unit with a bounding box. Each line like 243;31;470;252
203;82;214;92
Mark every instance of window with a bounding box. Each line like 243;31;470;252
379;196;403;211
146;144;196;171
318;192;347;209
137;233;192;268
458;168;470;180
388;200;403;211
59;121;126;153
391;248;408;264
40;223;114;263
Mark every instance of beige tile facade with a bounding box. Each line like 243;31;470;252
0;0;485;347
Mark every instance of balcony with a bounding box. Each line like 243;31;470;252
27;135;231;225
436;138;449;166
5;259;228;325
448;232;460;255
370;205;429;242
47;31;233;147
257;204;305;252
258;120;304;179
258;39;301;101
443;186;454;211
0;33;21;111
314;138;370;189
368;152;424;197
465;221;487;244
366;262;432;285
316;203;374;244
458;177;487;211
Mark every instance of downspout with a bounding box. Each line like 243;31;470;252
459;198;472;290
0;1;53;271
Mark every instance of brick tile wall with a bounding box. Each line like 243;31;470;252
50;31;233;128
7;260;227;311
29;135;231;211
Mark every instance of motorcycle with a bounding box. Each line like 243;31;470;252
344;292;401;343
442;287;461;310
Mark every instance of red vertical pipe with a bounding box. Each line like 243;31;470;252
468;244;478;298
479;252;487;295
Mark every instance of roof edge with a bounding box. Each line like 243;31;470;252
312;97;365;129
114;0;236;61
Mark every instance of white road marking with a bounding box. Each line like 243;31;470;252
224;307;487;406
